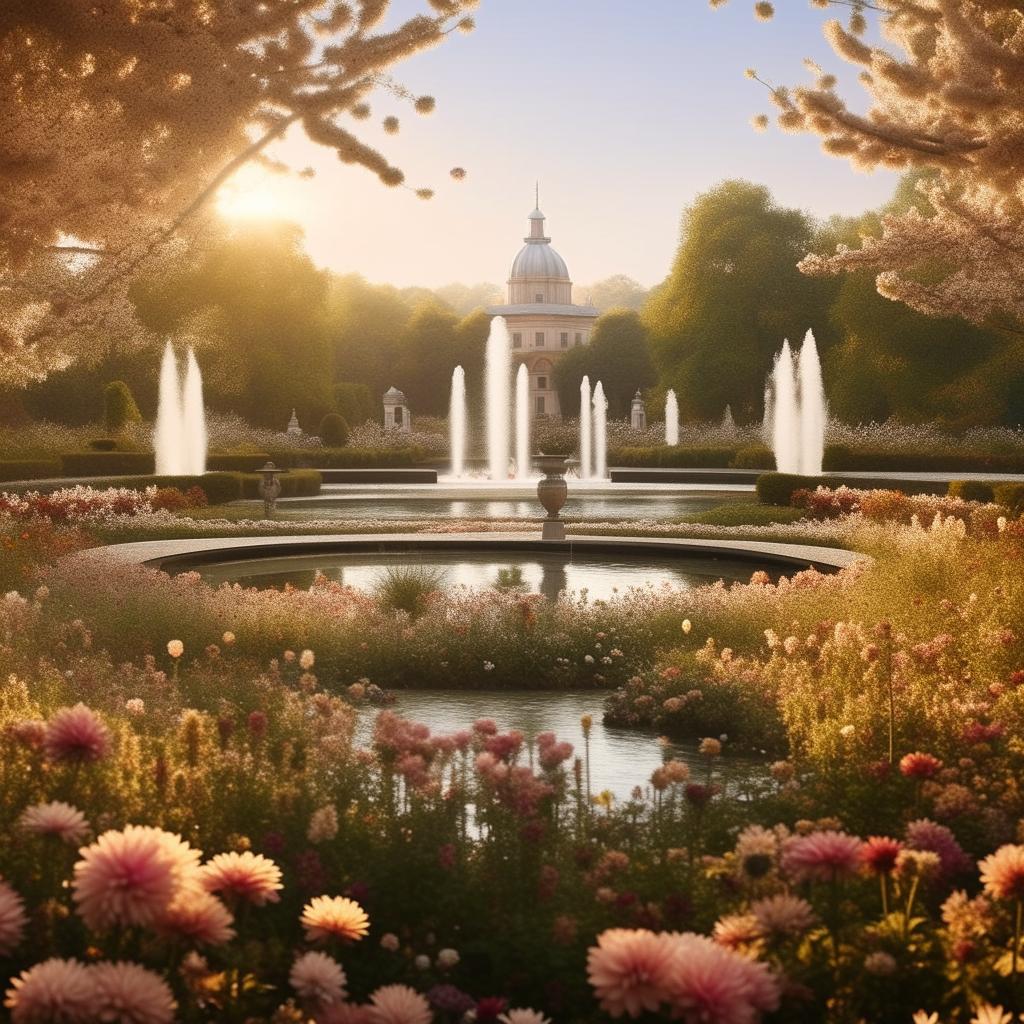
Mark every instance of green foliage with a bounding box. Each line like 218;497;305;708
0;459;61;483
266;446;424;468
756;473;831;506
61;451;155;476
730;444;775;469
88;438;119;451
3;473;246;503
318;412;350;447
553;309;656;417
206;453;272;472
689;503;807;527
947;480;995;503
239;469;322;499
611;446;740;468
374;565;446;617
333;382;375;425
645;180;838;423
102;380;142;433
994;483;1024;516
824;444;1024;473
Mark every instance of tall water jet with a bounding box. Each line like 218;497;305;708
154;341;184;476
514;363;530;480
593;381;608;480
665;389;679;446
449;365;466;478
579;375;592;480
485;316;512;480
770;340;800;474
797;329;826;475
182;347;207;476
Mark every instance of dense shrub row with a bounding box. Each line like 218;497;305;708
0;459;61;483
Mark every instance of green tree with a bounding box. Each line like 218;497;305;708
333;383;375;426
645;181;837;423
553;309;656;418
103;381;142;433
576;275;649;312
394;301;462;416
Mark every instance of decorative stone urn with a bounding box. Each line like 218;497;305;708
535;453;571;540
257;461;283;519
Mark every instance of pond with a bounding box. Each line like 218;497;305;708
188;548;781;602
264;488;749;522
353;689;764;801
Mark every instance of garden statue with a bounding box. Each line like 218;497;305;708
286;409;302;437
631;389;646;431
257;461;283;519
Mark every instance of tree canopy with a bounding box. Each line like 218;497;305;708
0;0;477;385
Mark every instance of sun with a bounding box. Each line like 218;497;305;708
216;168;295;221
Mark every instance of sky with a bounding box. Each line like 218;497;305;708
219;1;899;290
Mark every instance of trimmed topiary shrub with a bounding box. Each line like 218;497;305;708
947;480;995;503
88;438;119;452
729;444;775;470
239;469;322;499
61;451;155;476
103;381;142;433
267;446;424;469
207;453;272;472
994;483;1024;516
756;473;830;506
319;413;350;447
824;444;1024;474
611;446;740;468
0;459;61;483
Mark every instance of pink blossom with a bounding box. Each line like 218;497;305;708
91;961;176;1024
980;845;1024;901
749;893;816;936
586;928;680;1017
4;958;98;1023
19;801;90;845
782;831;865;883
290;951;347;1007
157;888;236;945
366;984;433;1024
906;819;971;879
200;851;282;905
43;704;111;763
0;879;27;955
900;752;943;779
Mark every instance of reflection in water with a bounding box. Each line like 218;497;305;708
353;690;763;800
190;550;780;602
273;492;745;522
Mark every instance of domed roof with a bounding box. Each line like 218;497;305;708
509;205;570;281
510;241;569;280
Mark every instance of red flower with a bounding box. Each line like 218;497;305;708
899;752;942;779
862;836;903;875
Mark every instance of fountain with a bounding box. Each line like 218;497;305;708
485;316;512;480
154;341;207;476
665;389;679;446
514;363;530;480
449;365;466;478
765;331;826;476
593;381;608;480
797;330;826;475
182;349;207;476
155;342;184;476
579;375;592;480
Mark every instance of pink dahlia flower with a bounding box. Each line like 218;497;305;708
861;836;904;876
587;928;679;1017
301;895;370;944
899;752;943;779
200;851;282;905
666;932;781;1024
366;984;433;1024
781;831;865;883
91;961;176;1024
4;958;97;1023
43;704;111;763
499;1012;552;1024
906;819;972;879
158;888;235;945
19;801;90;845
712;914;762;950
290;951;347;1006
980;845;1024;901
72;825;202;930
0;879;27;955
749;893;816;936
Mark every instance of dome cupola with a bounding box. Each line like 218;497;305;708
508;188;572;304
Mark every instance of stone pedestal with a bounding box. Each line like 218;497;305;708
536;453;570;541
630;390;646;430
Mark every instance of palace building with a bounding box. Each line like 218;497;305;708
487;196;598;418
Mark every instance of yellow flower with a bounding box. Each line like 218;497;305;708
681;619;692;635
167;640;184;659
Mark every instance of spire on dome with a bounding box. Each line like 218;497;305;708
526;185;549;242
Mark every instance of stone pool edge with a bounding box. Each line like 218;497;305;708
73;532;868;575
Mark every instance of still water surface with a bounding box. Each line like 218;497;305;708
354;690;763;800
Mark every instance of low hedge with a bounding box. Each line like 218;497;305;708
611;446;742;469
730;444;775;470
239;469;322;499
0;459;61;483
267;446;425;469
1;473;245;504
994;483;1024;516
756;473;832;506
61;451;154;476
207;453;273;472
824;444;1024;473
947;480;995;503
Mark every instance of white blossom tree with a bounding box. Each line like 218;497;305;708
0;0;476;384
718;0;1024;331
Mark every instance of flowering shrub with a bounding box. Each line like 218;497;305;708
0;485;205;524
